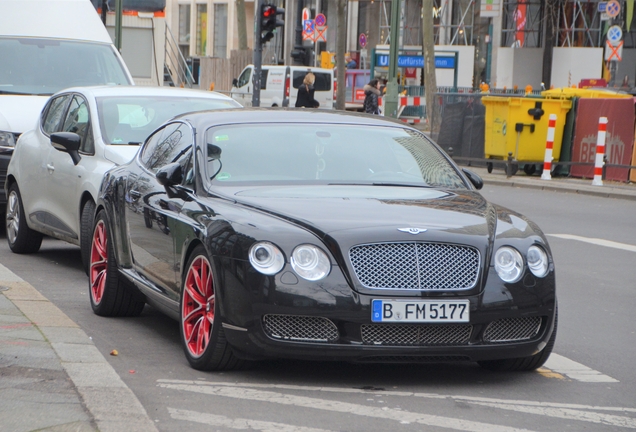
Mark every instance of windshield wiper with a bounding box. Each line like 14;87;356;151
327;182;430;188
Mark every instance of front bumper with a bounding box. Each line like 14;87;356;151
217;261;557;363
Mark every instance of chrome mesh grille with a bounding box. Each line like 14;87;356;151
483;317;542;343
361;324;472;346
349;242;480;290
262;314;339;343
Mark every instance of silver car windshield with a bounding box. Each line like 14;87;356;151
0;37;130;96
205;124;468;189
98;96;239;145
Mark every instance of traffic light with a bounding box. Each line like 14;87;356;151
260;4;284;44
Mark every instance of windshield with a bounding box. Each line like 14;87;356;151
205;124;468;189
98;96;239;145
0;37;130;96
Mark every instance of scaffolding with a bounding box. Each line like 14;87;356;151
501;1;544;48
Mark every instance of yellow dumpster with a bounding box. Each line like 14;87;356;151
482;96;572;163
541;87;632;99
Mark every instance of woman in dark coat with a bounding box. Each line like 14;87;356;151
295;72;320;108
363;79;382;114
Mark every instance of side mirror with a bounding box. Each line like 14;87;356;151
232;78;238;87
50;132;81;165
462;168;483;190
207;143;222;160
156;162;183;187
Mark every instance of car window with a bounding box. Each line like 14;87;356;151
140;122;193;174
42;95;70;135
261;69;269;90
61;95;91;152
204;124;467;189
292;71;332;91
237;68;251;88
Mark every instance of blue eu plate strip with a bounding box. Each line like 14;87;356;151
372;300;382;322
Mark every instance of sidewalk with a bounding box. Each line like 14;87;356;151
0;263;157;432
0;169;634;432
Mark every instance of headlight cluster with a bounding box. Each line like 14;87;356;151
0;131;16;148
249;242;331;281
494;245;550;283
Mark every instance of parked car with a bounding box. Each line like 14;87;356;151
4;86;241;273
89;109;557;372
231;64;334;109
0;0;135;210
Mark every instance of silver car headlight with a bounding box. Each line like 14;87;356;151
290;244;331;281
494;246;523;283
0;130;16;148
249;242;285;275
527;245;549;278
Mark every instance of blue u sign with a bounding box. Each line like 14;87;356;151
375;54;455;69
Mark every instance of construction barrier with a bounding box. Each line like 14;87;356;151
569;98;634;182
592;117;608;186
541;114;557;180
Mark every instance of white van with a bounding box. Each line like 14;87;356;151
231;65;334;109
0;0;134;208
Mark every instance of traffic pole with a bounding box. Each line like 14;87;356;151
592;117;608;186
541;114;557;180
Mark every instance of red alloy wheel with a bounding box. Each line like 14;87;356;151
182;256;215;358
89;220;108;305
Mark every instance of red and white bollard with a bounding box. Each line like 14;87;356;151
541;114;557;180
592;117;608;186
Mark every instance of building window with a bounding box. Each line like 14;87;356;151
178;4;191;58
196;3;208;56
213;4;228;58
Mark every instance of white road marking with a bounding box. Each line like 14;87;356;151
158;382;537;432
168;408;334;431
544;354;619;383
547;234;636;253
158;380;636;429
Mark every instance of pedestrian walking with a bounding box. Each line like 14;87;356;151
295;72;320;108
363;79;382;115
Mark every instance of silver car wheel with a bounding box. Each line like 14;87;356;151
6;190;20;245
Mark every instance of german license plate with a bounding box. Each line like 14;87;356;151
371;299;470;323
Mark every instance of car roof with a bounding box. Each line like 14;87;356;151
177;108;417;130
53;85;237;102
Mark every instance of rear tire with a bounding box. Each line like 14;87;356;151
5;183;43;254
479;305;558;372
80;200;96;275
180;245;244;371
89;210;144;317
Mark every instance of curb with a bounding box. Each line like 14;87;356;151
0;262;158;432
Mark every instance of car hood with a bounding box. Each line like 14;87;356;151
227;185;495;245
0;95;49;133
103;145;140;166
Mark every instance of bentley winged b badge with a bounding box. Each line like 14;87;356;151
397;227;428;235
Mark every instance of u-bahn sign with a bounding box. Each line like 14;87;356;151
375;54;456;69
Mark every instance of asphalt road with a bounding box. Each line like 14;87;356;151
1;184;635;431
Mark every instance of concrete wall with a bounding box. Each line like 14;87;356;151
551;48;603;88
494;48;542;90
615;48;636;88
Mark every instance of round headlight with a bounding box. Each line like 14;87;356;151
527;245;549;278
494;246;523;283
291;244;331;281
249;242;285;275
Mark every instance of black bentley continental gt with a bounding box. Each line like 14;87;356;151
89;109;557;372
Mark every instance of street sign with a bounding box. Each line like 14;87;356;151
302;20;315;41
598;1;607;12
606;0;620;18
375;54;456;69
315;25;327;42
607;25;623;45
359;33;367;48
315;13;326;27
605;39;623;61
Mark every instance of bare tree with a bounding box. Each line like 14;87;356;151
237;0;248;50
336;0;347;110
422;0;439;132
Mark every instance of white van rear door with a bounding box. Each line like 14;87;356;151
231;67;253;107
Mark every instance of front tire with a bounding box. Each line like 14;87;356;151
89;210;144;317
180;245;243;371
5;183;43;254
80;200;96;275
479;306;558;372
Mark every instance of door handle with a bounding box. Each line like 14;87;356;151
46;164;54;173
129;190;141;199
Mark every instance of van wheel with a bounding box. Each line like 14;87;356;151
271;103;279;107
